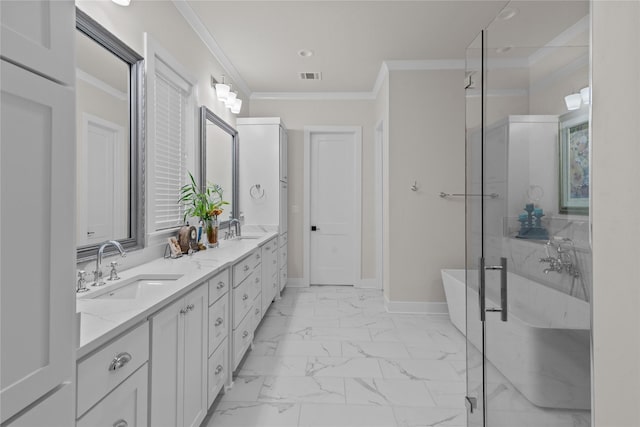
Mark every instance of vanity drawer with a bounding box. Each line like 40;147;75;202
208;296;229;356
232;276;252;328
232;313;253;371
207;337;227;408
252;295;262;331
233;254;254;287
77;364;148;427
252;249;262;268
77;322;149;417
250;268;262;301
208;268;230;305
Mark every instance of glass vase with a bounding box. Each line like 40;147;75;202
205;218;218;246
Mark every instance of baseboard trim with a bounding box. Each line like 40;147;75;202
285;278;308;288
384;296;449;314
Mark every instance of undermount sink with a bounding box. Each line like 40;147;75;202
232;235;260;240
80;274;183;300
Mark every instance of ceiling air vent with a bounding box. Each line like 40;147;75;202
299;72;322;80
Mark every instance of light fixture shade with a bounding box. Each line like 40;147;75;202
231;98;242;114
215;83;230;101
111;0;131;5
580;87;590;104
564;93;582;111
225;92;237;108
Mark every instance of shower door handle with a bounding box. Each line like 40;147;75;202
480;257;508;322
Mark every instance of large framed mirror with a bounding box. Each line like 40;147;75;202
76;8;144;260
200;106;238;228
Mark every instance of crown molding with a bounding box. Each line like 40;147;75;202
528;15;589;66
171;0;251;98
385;59;466;71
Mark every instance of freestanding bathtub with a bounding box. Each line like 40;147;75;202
441;269;590;410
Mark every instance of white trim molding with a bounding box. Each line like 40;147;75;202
384;295;449;315
285;278;308;288
171;0;251;98
76;68;127;101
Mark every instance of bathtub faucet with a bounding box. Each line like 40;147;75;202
539;238;580;277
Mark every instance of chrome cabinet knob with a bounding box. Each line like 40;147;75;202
187;303;195;311
108;352;132;371
243;265;249;272
113;420;128;427
215;365;223;375
242;294;249;301
242;330;249;338
216;281;225;289
215;317;223;326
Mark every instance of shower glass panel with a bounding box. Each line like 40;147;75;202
465;2;592;426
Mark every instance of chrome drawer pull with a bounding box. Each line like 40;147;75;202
265;246;270;250
187;303;195;311
256;254;261;259
255;277;260;283
108;352;132;371
243;265;249;272
215;365;223;375
242;330;249;338
242;293;249;301
255;308;260;315
216;281;225;289
215;317;224;326
180;307;188;315
113;420;128;427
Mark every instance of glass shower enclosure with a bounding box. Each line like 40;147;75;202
464;2;592;426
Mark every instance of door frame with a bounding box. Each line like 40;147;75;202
303;126;362;287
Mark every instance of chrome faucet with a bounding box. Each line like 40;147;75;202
229;218;241;237
92;240;127;286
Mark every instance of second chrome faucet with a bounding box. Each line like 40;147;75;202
92;240;127;286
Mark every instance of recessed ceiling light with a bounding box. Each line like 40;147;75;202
496;46;513;54
497;7;518;21
298;49;314;58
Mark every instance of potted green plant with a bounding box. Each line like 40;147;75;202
178;172;228;245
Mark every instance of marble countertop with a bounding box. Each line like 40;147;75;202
76;231;278;359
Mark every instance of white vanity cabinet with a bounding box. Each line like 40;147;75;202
261;237;279;315
0;1;76;424
237;118;289;293
207;269;230;407
150;284;208;427
231;250;261;370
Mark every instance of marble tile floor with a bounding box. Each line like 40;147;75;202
204;285;589;427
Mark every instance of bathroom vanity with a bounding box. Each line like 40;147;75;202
75;232;282;427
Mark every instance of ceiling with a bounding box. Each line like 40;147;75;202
179;0;589;96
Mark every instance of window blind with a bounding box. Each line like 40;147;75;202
153;67;188;231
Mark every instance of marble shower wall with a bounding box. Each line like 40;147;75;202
496;219;592;302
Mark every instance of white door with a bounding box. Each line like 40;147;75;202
81;115;126;245
309;130;360;285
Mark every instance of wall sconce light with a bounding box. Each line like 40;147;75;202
224;91;237;109
564;93;582;111
111;0;131;6
231;99;242;114
214;75;230;102
580;86;590;104
564;86;591;111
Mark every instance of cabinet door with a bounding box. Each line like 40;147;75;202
150;298;183;427
0;0;74;85
0;60;75;423
280;181;288;234
5;383;74;427
77;366;148;427
279;126;288;182
182;285;208;427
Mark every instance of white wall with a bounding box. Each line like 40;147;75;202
387;69;466;303
248;99;376;282
591;1;640;425
75;1;242;271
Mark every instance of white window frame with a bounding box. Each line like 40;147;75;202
144;33;198;246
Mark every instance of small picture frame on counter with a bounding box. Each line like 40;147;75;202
165;237;183;259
